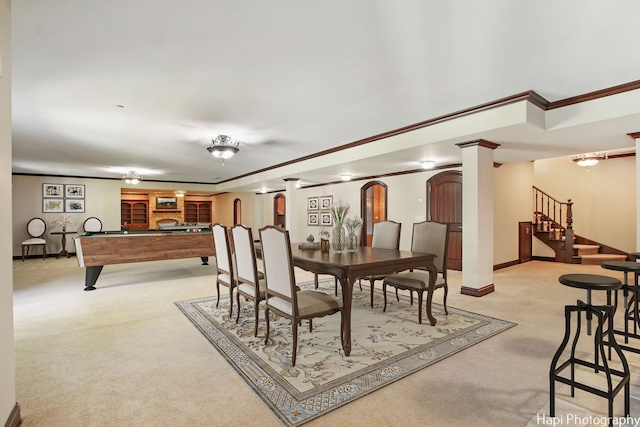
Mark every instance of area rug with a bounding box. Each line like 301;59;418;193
175;279;516;426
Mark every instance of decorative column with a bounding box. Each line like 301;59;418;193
253;191;265;237
456;140;500;297
629;132;640;251
284;178;300;242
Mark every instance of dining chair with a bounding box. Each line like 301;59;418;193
382;221;449;324
212;223;236;317
259;225;343;366
360;220;401;308
21;218;47;261
82;217;103;232
231;224;266;336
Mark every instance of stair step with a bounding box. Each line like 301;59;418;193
573;244;600;256
579;254;628;265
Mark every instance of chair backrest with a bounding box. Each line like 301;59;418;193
83;217;102;232
212;223;233;276
371;220;401;250
259;226;296;302
231;224;259;286
26;218;46;238
411;221;449;275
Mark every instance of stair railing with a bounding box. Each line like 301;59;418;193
533;186;574;262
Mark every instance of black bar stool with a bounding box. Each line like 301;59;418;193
601;260;640;353
550;274;629;422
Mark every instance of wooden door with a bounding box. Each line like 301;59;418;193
274;194;285;228
427;171;462;270
519;222;532;263
360;181;387;246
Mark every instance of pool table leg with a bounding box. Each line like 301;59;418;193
201;257;209;265
84;266;104;291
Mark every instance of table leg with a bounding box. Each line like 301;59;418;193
339;275;354;357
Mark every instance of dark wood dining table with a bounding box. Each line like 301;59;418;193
289;245;437;356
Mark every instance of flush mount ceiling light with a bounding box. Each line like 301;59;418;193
122;170;143;184
259;188;267;194
206;135;240;164
421;160;436;170
570;152;607;167
341;174;352;181
174;190;186;197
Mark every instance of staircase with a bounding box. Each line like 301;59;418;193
532;186;628;264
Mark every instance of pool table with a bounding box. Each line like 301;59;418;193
74;229;215;291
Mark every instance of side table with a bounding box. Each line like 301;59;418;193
51;231;77;258
550;274;629;421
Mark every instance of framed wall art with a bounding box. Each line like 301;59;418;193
307;212;319;226
43;199;64;213
43;183;64;198
65;184;85;198
320;195;333;210
156;197;178;210
65;199;85;213
307;197;319;211
320;211;333;226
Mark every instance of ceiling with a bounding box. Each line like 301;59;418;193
11;1;640;193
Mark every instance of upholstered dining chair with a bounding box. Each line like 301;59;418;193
212;223;236;317
360;220;401;308
21;218;47;261
231;224;266;336
382;221;449;324
82;217;103;233
259;225;344;366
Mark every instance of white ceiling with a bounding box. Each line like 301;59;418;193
11;1;640;193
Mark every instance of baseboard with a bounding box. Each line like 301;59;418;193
494;260;519;270
12;253;76;261
5;403;21;427
532;256;555;262
461;284;494;297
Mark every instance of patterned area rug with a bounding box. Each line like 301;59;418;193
175;280;515;426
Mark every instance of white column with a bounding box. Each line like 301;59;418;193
457;140;499;297
253;192;265;236
284;178;300;242
634;134;640;251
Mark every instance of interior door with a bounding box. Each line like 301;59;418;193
519;222;532;263
360;181;387;246
427;171;462;270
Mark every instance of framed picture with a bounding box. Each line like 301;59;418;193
43;183;64;198
320;211;333;226
307;197;319;211
65;184;85;198
307;212;319;226
320;195;333;210
43;198;64;213
156;197;178;209
65;199;85;213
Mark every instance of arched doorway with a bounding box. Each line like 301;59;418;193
233;198;241;225
427;170;462;270
360;181;387;246
273;193;285;228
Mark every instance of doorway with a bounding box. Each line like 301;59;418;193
273;194;285;228
427;171;462;270
360;181;387;246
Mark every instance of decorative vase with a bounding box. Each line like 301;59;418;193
347;232;357;252
332;226;345;253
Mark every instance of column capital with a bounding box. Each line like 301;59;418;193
456;139;500;150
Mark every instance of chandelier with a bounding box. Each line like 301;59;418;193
206;135;240;164
570;152;606;167
122;170;143;184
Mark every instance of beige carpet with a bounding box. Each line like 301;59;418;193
12;258;640;426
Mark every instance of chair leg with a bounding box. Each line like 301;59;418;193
42;244;47;260
382;282;388;313
334;277;338;296
228;286;234;317
235;291;241;323
264;308;271;344
358;278;362;291
216;282;221;308
369;279;375;308
417;290;424;324
396;287;400;302
21;245;26;262
292;319;299;366
443;284;449;315
314;273;319;289
253;300;260;337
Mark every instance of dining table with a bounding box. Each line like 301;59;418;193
288;245;438;357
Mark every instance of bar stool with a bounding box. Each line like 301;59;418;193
550;274;629;421
601;260;640;353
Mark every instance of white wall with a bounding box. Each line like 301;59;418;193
1;0;15;422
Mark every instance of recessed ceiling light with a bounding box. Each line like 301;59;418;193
421;161;435;170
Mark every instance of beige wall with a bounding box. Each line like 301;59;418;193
533;155;636;253
1;0;15;422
